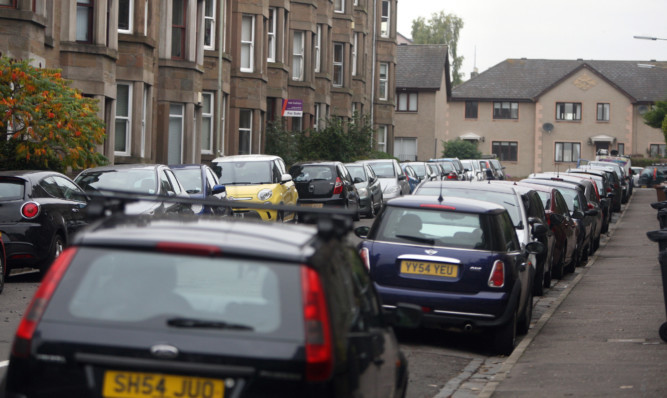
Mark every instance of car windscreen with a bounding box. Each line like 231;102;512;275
414;187;522;228
375;206;492;250
290;165;334;182
367;162;395;178
217;161;272;185
0;179;25;201
346;165;367;182
45;247;303;339
75;170;157;194
172;168;204;194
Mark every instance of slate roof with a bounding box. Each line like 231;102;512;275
451;58;667;103
396;44;449;90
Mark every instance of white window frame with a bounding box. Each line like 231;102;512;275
141;85;148;157
376;125;387;152
292;31;305;81
334;0;345;13
314;102;321;131
114;82;132;156
333;42;344;87
267;7;277;62
379;62;388;100
203;0;216;50
314;24;322;73
239;109;253;155
381;0;390;38
351;32;358;76
168;104;185;164
201;92;215;154
118;0;133;34
241;14;255;73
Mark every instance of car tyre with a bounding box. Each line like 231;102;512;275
41;233;64;277
543;260;552;289
552;245;565;279
367;201;376;218
565;245;578;274
533;259;545;296
518;289;533;335
492;310;517;356
659;322;667;343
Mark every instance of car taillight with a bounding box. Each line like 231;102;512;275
21;201;40;219
359;247;370;270
545;213;552;227
488;260;505;288
12;247;77;358
333;177;343;195
447;172;457;180
606;187;612;193
301;266;333;382
588;203;594;209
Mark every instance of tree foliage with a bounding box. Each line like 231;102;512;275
265;113;378;166
642;100;667;144
0;56;107;172
411;11;464;86
441;139;481;159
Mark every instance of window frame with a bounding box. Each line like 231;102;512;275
76;0;95;43
596;103;610;122
396;92;418;112
351;32;358;77
554;142;581;163
380;0;390;38
168;104;185;164
493;101;518;120
333;42;344;87
650;144;666;158
114;82;132;156
240;14;255;73
314;24;322;73
556;102;582;121
334;0;345;13
492;141;518;162
267;7;277;63
376;125;387;152
203;0;216;50
118;0;133;34
239;109;253;155
465;101;478;119
201;92;215;155
379;62;389;100
0;0;17;8
171;0;187;59
292;30;305;81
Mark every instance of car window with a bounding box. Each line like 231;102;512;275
0;179;24;201
291;165;334;182
46;247;303;339
205;167;219;189
76;170;157;194
553;187;580;212
172;168;203;193
409;163;426;175
40;177;64;199
497;212;520;252
376;206;490;250
53;176;87;202
368;162;396;178
218;161;272;185
160;171;176;195
344;248;383;329
272;160;283;183
165;170;184;195
347;165;366;182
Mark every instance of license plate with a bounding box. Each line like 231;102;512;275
400;261;458;278
301;203;323;208
103;370;224;398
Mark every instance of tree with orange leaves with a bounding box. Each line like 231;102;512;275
0;56;107;172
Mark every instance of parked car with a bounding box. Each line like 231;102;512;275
638;164;667;188
170;164;229;215
401;161;439;182
355;195;542;355
587;161;628;203
5;203;420;397
430;158;467;180
0;170;89;275
414;181;550;297
400;163;421;193
288;161;361;221
460;159;484;181
574;166;622;212
521;178;599;269
356;159;410;201
489;159;506;180
429;159;462;180
75;164;192;216
211;154;298;222
345;163;383;218
565;169;614;233
512;182;578;279
476;159;500;180
630;166;644;187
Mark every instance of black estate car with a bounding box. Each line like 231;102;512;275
5;203;419;397
0;170;89;275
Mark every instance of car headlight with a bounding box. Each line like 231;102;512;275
258;189;273;201
357;188;368;198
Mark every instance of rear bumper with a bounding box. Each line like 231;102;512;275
0;224;51;268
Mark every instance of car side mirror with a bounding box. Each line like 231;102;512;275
549;212;564;226
281;173;292;183
383;303;422;328
532;222;549;238
212;184;226;195
354;177;364;184
585;208;599;217
572;210;584;219
525;241;545;255
354;226;370;238
398;174;407;181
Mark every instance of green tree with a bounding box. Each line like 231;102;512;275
643;100;667;144
0;56;107;172
441;139;481;159
411;11;464;86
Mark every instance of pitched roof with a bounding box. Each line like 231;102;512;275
451;59;667;103
396;44;449;90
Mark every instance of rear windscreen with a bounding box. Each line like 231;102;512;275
290;165;334;182
45;248;303;339
0;180;24;201
172;169;204;194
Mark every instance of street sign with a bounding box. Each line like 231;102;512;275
281;99;303;117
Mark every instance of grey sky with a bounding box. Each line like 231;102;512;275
397;0;667;80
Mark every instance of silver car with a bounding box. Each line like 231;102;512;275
356;159;411;202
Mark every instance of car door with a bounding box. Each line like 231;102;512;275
39;176;88;241
275;159;298;206
365;165;382;205
51;175;89;234
393;160;410;195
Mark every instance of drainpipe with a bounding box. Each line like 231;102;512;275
216;0;225;156
370;0;377;149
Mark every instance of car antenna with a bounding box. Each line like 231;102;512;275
438;181;444;203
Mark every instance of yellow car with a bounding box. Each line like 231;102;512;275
211;154;298;222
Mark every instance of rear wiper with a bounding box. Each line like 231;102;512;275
395;234;435;245
167;317;254;331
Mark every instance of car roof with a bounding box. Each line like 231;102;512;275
169;164;207;170
418;180;518;195
521;178;585;192
73;216;319;262
78;164;165;172
212;154;281;163
385;194;507;215
290;161;340;166
0;170;62;179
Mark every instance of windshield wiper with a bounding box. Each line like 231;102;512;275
167;317;254;331
395;234;435;245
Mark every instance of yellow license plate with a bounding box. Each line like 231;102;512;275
401;261;458;278
301;203;323;208
103;370;224;398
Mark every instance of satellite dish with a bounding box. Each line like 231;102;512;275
542;123;554;133
638;105;649;115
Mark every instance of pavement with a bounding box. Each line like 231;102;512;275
470;187;667;397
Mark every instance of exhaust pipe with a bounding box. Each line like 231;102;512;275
463;323;473;332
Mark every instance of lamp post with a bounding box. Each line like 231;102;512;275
634;35;667;41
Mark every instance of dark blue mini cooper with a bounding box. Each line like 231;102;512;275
355;195;542;355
